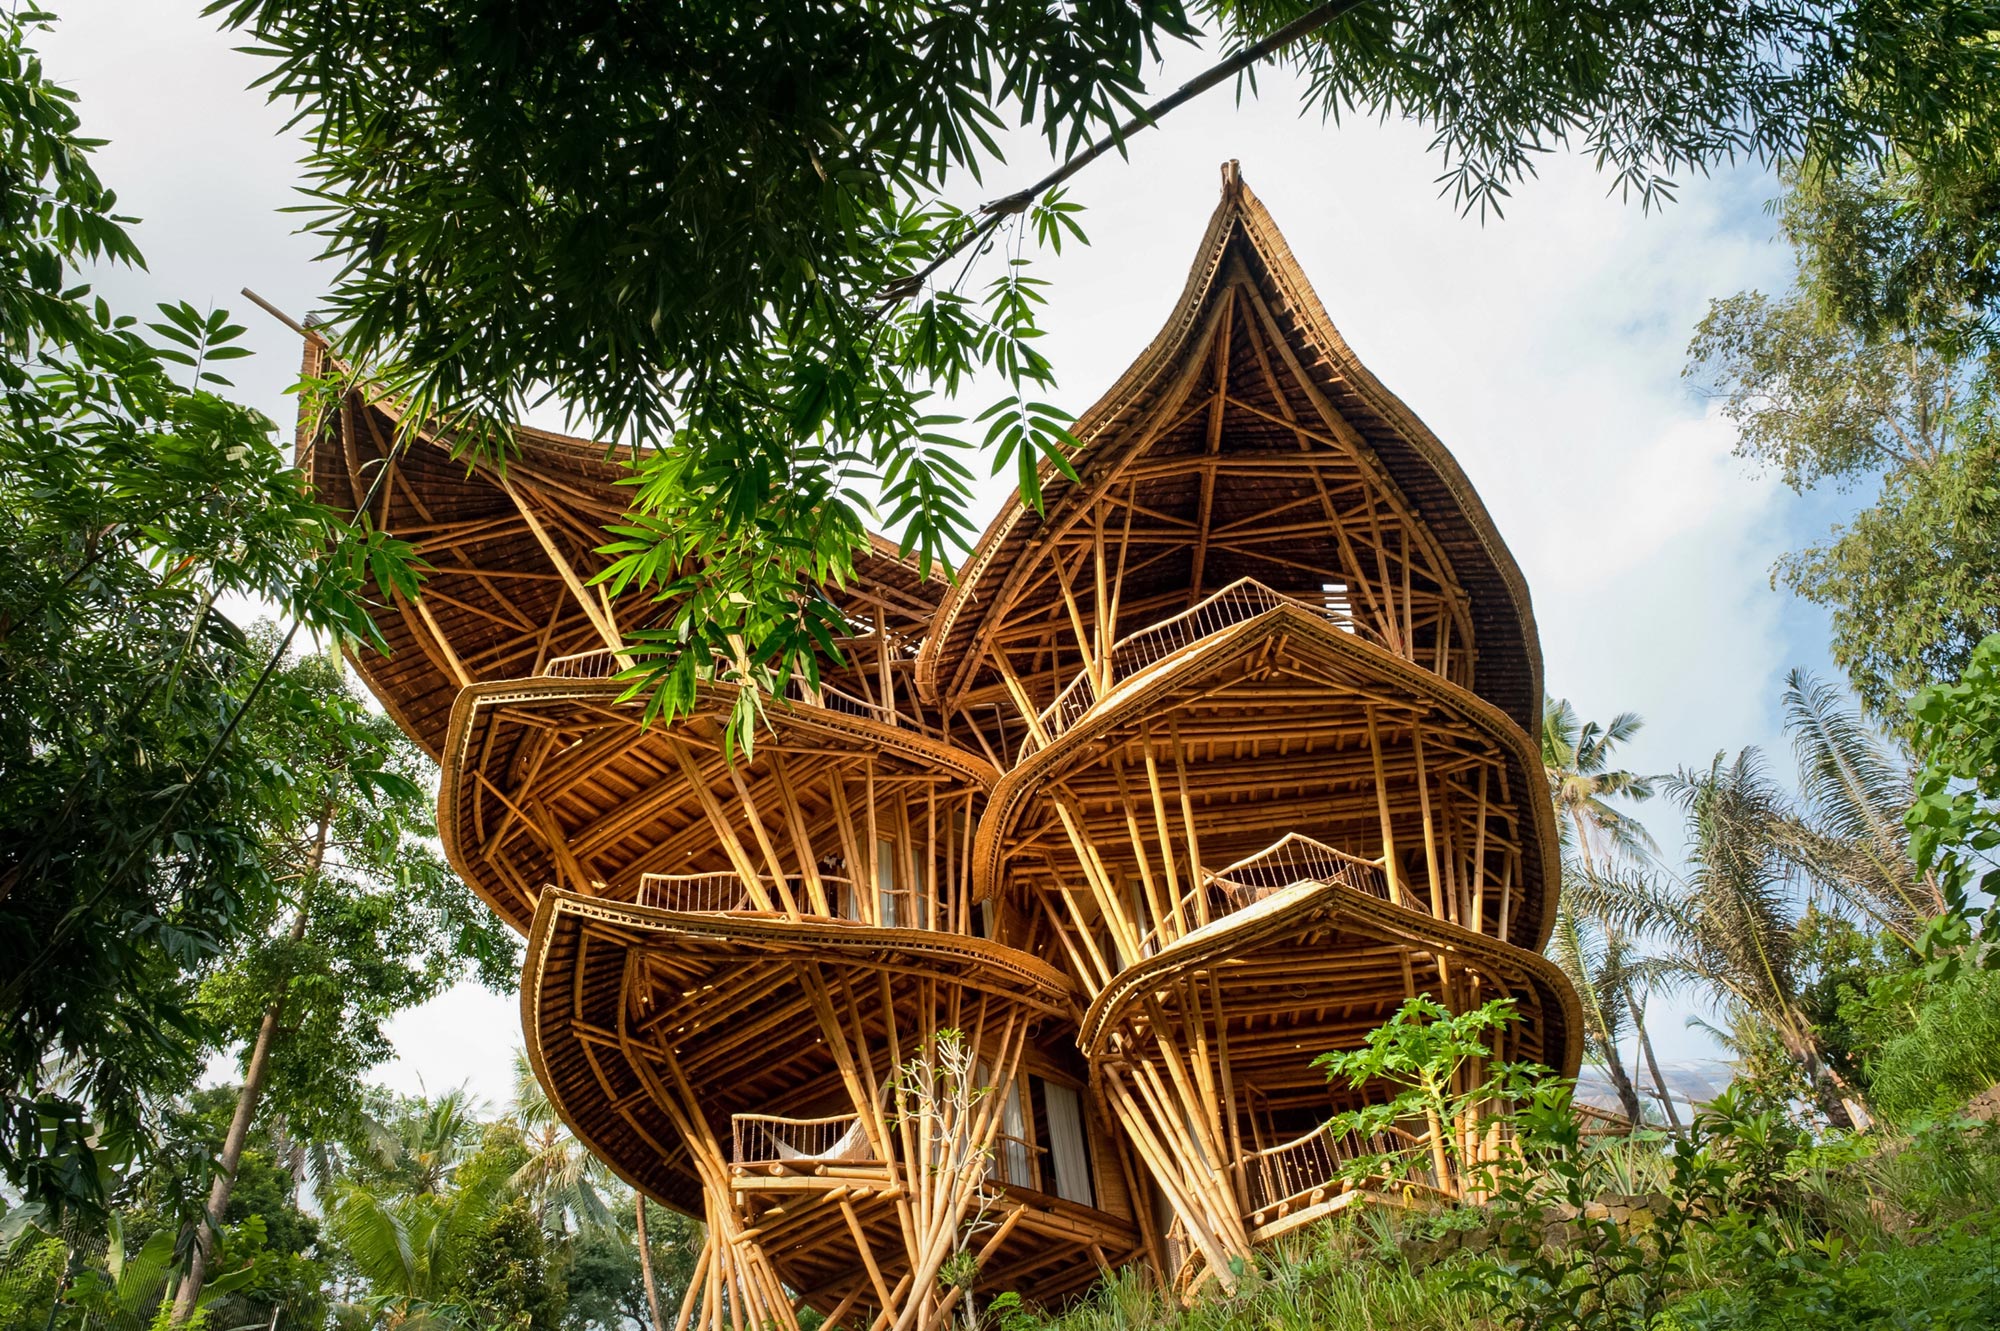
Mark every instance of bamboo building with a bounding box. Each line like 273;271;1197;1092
302;164;1579;1329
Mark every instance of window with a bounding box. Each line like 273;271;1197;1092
1037;1079;1095;1207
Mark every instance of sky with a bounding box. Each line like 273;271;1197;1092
35;2;1857;1107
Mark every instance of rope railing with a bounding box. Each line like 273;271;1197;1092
1027;578;1344;752
636;871;855;914
732;1112;876;1166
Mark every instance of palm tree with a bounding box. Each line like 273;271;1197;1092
1549;901;1647;1122
1778;669;1944;946
327;1167;507;1328
1541;701;1658;867
369;1086;484;1196
509;1052;615;1234
1541;701;1678;1124
1577;749;1872;1129
511;1052;671;1331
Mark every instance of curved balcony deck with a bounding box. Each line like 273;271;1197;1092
537;646;933;736
1023;578;1375;755
1135;833;1393;958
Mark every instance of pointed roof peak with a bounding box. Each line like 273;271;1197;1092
916;171;1543;731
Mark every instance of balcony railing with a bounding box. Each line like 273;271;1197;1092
636;871;855;914
543;646;621;679
1207;833;1391;908
1242;1122;1435;1218
1027;578;1352;753
533;648;922;733
732;1113;876;1166
782;676;897;727
1131;833;1393;959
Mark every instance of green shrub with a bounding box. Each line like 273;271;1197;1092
1860;968;2000;1124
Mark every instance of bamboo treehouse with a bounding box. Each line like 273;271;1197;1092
301;165;1580;1328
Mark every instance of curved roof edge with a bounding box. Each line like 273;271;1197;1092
1076;875;1582;1078
915;164;1543;732
969;603;1561;952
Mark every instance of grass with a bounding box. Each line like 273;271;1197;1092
988;1114;2000;1331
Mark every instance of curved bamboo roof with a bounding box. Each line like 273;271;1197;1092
522;887;1075;1214
438;678;995;935
1078;877;1580;1078
294;350;948;757
916;164;1541;734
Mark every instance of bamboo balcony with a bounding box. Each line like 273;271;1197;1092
537;646;921;734
1240;1123;1438;1228
1132;833;1396;958
543;645;622;678
732;1113;878;1167
633;871;937;926
1026;577;1369;754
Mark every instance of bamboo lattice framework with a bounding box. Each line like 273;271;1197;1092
300;163;1579;1326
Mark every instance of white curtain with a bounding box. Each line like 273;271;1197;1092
999;1075;1031;1187
876;838;899;927
1042;1081;1094;1206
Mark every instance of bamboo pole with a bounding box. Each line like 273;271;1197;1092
1410;722;1446;920
494;471;631;663
1167;717;1208;926
666;741;776;911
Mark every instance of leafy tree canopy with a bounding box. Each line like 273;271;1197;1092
1906;631;2000;974
210;0;2000;740
1688;173;2000;721
0;5;418;1216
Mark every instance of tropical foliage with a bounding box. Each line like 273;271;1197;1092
0;4;417;1218
1688;173;2000;724
1;1079;701;1331
990;1080;2000;1331
201;0;2000;744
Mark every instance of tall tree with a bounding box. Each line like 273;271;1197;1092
507;1052;614;1238
1579;749;1872;1128
166;646;516;1325
210;0;2000;743
1688;176;2000;723
1540;701;1675;1124
0;8;412;1215
1547;901;1643;1123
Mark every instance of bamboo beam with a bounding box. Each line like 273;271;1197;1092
1188;287;1236;602
666;740;776;911
1410;722;1446;920
493;471;631;665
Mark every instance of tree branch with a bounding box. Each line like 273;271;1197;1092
881;0;1373;301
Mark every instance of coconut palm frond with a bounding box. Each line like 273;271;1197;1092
512;1049;559;1131
509;1049;619;1234
1781;668;1944;929
330;1181;426;1298
1783;669;1912;848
